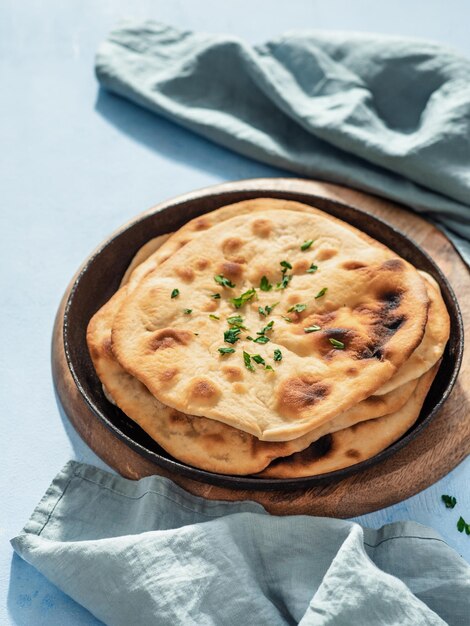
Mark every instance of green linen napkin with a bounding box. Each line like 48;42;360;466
11;462;470;625
95;21;470;266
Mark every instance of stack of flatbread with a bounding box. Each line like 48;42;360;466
87;199;450;478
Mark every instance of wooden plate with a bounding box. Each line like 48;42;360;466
52;179;469;516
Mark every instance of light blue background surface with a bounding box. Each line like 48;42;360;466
1;2;469;624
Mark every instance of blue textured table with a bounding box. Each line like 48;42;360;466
1;2;469;624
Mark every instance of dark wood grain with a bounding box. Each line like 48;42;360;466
51;179;469;517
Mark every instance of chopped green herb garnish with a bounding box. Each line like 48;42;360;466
304;325;321;333
329;338;345;349
258;302;279;317
280;260;292;274
315;287;328;299
243;351;255;371
227;315;247;329
282;316;292;323
209;314;220;320
230;288;256;309
259;276;273;292
276;274;292;290
306;264;318;274
218;347;235;355
183;308;192;315
273;349;282;362
257;320;274;335
265;365;274;372
211;293;221;299
252;354;266;365
301;240;314;251
457;516;470;534
171;288;180;299
214;274;236;288
224;328;241;344
287;303;307;314
442;495;457;509
252;335;270;344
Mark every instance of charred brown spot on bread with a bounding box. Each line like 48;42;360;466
102;337;114;358
219;261;244;280
342;260;367;270
222;237;243;255
384;314;406;331
302;434;333;462
202;300;218;312
316;247;338;261
277;375;330;416
195;257;210;270
379;290;403;311
293;259;309;273
192;217;211;231
287;293;302;305
346;448;361;459
158;368;179;383
346;367;358;375
222;366;244;382
189;378;221;404
269;435;332;468
233;383;247;394
382;258;405;272
178;239;190;248
148;328;191;351
168;409;189;425
355;342;385;361
176;267;195;282
251;218;273;237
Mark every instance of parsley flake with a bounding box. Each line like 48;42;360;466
315;287;328;299
304;325;321;333
183;309;192;315
211;293;221;299
227;315;246;327
218;347;235;355
259;302;278;317
329;338;345;349
306;264;318;274
282;316;292;323
253;335;270;344
265;365;274;372
442;495;457;509
243;351;255;371
230;288;256;309
276;274;292;290
257;320;274;335
171;288;180;299
280;260;292;274
301;240;314;251
224;328;241;344
260;276;273;292
457;516;470;534
252;354;266;366
273;349;282;362
287;303;307;314
209;314;220;320
214;274;236;288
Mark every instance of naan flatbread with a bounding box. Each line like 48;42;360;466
111;200;429;441
88;285;418;474
258;363;439;478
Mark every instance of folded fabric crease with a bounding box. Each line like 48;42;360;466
11;462;470;625
96;21;470;265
